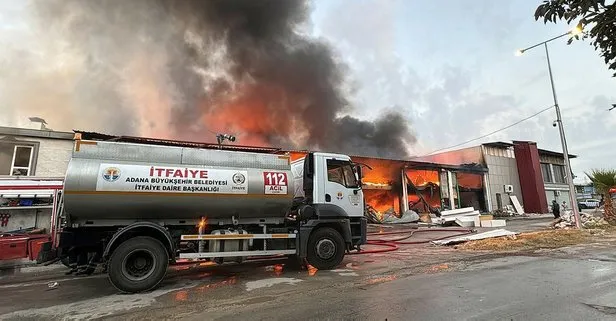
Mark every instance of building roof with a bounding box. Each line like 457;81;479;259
74;130;283;153
482;141;513;149
0;126;74;140
482;141;576;159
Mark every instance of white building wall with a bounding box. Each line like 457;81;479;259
33;138;73;177
483;146;524;212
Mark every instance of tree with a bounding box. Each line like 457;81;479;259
534;0;616;76
585;169;616;224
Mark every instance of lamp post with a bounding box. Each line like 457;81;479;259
516;26;582;228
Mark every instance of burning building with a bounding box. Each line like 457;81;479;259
353;156;488;220
288;150;489;219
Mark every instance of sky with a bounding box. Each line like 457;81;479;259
0;0;614;184
308;0;616;183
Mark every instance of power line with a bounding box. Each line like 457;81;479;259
418;104;555;157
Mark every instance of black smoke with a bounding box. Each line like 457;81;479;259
22;0;415;158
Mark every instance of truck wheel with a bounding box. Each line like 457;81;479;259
306;227;345;270
108;236;169;293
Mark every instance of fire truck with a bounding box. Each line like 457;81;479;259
38;135;367;293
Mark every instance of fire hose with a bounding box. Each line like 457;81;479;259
348;227;476;255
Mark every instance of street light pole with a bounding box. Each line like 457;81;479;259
543;43;581;228
517;27;582;228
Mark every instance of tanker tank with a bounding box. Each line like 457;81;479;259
63;140;297;224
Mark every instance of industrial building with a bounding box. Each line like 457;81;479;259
0;123;576;234
415;141;576;214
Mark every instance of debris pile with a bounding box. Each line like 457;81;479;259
436;207;480;225
553;211;609;229
553;210;576;229
580;213;609;229
434;207;507;228
432;229;517;246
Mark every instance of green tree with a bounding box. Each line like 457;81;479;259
534;0;616;76
585;169;616;224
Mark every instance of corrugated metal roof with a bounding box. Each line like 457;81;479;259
484;141;576;158
73;130;282;153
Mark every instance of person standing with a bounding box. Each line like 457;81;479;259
552;199;561;218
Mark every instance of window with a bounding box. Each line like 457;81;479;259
327;159;359;188
540;163;552;183
552;165;566;184
0;142;34;176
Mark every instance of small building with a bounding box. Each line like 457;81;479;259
413;141;576;214
0;125;74;233
575;184;599;200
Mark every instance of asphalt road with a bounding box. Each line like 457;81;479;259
1;224;615;320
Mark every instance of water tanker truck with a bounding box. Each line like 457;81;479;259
41;137;367;293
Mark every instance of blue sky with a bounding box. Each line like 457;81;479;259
309;0;616;182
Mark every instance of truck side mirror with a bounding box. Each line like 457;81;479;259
356;165;363;186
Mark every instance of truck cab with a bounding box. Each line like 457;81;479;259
291;152;366;268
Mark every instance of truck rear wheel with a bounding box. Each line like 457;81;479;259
306;227;345;270
108;236;169;293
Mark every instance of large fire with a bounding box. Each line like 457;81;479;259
406;169;442;211
353;157;403;218
200;84;308;147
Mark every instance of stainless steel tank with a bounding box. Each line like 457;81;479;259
63;140;295;223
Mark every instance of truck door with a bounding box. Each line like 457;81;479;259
322;158;364;217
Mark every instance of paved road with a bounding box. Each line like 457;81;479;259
1;227;615;320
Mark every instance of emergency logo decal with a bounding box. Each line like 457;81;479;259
232;172;246;185
337;192;343;200
102;167;121;182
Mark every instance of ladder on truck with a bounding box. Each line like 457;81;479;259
178;230;298;259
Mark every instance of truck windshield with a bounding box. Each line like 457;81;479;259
327;160;359;188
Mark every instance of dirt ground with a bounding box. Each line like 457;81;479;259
457;228;616;252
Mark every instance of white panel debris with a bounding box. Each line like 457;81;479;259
509;195;524;214
438;207;480;225
431;229;517;245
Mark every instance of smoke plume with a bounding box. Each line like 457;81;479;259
1;0;415;158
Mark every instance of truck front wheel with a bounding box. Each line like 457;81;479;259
306;227;345;270
108;236;169;293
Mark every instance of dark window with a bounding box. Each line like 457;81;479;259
327;159;359;188
552;165;566;184
0;142;34;176
540;163;552;183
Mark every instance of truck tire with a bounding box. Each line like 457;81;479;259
108;236;169;293
306;227;345;270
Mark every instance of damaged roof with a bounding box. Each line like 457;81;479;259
73;130;282;153
73;130;487;172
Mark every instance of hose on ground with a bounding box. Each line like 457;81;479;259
349;227;475;255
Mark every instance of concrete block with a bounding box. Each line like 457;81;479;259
491;219;506;227
480;219;507;228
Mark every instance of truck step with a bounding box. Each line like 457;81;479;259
181;233;296;241
179;249;296;259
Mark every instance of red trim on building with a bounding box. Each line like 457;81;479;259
513;141;549;213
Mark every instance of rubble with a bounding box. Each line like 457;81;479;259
365;205;420;224
580;213;610;229
432;229;517;245
552;210;610;229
